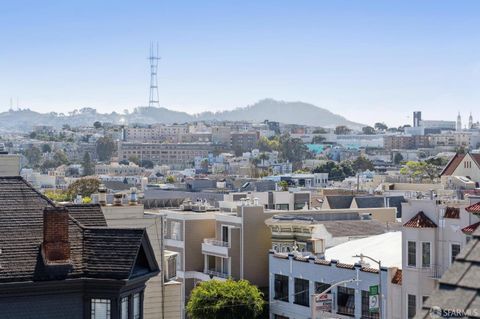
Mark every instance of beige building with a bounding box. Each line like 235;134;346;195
118;142;213;168
400;198;480;319
441;152;480;185
101;202;182;319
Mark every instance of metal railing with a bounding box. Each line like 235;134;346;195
205;269;229;279
426;264;446;279
204;238;229;247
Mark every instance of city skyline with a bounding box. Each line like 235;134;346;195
2;1;480;126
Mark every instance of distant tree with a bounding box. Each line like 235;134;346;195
29;132;37;139
24;146;42;167
93;121;102;129
96;136;116;162
312;135;326;144
53;150;69;166
352;156;374;172
362;126;376;135
65;166;80;177
425;157;449;167
128;155;140;165
278;134;310;170
393;153;404;165
165;176;175;184
62;124;71;130
258;153;269;166
313;160;355;181
140;159;154;169
374;122;388;131
41;144;52;153
400;161;438;182
119;159;130;165
186;279;264;319
82;152;95;176
40;160;57;172
334;125;351;135
67;178;100;198
44;189;71;202
278;180;289;191
455;146;467;154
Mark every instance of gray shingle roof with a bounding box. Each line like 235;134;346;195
64;203;107;227
0;176;158;284
416;228;480;318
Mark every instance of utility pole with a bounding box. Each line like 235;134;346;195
353;253;383;319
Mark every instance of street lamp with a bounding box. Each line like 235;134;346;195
353;253;383;319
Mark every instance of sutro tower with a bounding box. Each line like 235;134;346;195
148;42;161;107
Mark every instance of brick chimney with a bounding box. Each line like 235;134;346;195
43;207;70;263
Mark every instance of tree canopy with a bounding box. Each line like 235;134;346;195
82;152;95;176
96;136;116;162
400;161;438;181
334;125;351;135
186;279;265;319
67;178;101;198
313;160;355;181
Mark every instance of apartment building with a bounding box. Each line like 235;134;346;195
269;232;402;319
231;131;259;152
159;205;217;317
0;148;21;176
400;198;480;319
220;190;311;211
118;142;213;168
265;213;400;256
95;162;145;176
99;199;182;319
383;135;430;150
125;124;189;143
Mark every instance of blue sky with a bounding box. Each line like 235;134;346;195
1;0;480;126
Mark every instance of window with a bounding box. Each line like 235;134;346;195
294;278;309;307
407;294;416;319
91;299;111;319
422;242;431;268
408;241;416;267
361;290;379;319
276;204;289;210
170;221;181;240
422;296;429;304
451;244;461;264
133;293;141;319
274;274;289;302
315;282;331;294
121;297;129;319
165;255;177;280
222;225;229;243
337;286;355;317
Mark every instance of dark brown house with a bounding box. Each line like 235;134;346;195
0;176;159;319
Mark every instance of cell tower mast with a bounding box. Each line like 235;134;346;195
148;42;161;107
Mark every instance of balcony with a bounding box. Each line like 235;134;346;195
205;269;229;279
202;238;229;257
427;264;446;279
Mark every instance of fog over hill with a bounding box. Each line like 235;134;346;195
0;99;364;132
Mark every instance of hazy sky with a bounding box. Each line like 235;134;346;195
1;0;480;126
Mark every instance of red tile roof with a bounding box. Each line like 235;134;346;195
404;211;437;228
441;153;480;176
461;222;480;235
466;202;480;213
391;269;402;285
441;154;465;176
444;206;460;219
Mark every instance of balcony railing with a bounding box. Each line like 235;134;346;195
205;270;229;279
204;238;229;247
426;264;446;279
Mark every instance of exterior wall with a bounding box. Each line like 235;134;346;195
0;292;83;319
269;255;392;319
451;153;480;183
185;219;216;273
102;205;182;319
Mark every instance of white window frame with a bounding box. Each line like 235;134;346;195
407;241;417;267
450;243;461;266
421;241;432;268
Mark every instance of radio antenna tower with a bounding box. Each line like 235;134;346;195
148;42;161;107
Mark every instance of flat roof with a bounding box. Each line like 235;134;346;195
324;231;402;269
